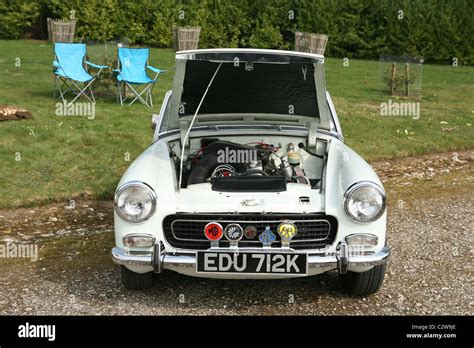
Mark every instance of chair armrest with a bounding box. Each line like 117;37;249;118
147;65;166;74
86;61;109;69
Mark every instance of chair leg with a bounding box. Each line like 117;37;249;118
128;83;153;108
127;84;144;106
68;79;95;106
150;73;159;108
122;83;131;104
56;77;67;104
89;79;96;104
148;82;156;108
59;79;72;98
89;85;96;104
118;81;124;106
117;81;156;108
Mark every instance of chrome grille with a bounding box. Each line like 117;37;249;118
163;214;338;250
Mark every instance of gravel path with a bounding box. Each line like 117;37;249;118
0;151;472;315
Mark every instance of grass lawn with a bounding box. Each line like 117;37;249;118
0;40;473;208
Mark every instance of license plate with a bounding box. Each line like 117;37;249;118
196;251;307;275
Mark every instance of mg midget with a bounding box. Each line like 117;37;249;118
111;48;390;295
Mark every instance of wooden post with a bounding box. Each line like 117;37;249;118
390;62;397;96
405;62;410;96
172;26;178;51
47;18;52;42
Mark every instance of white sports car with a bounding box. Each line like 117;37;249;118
112;49;390;295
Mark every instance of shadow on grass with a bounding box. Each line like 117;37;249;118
29;89;120;104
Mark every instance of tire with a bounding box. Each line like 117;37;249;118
120;266;154;290
339;264;386;296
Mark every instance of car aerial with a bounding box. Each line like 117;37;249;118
111;48;390;295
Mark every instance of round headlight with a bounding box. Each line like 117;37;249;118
343;182;386;223
115;182;156;223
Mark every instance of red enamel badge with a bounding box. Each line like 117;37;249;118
204;222;223;241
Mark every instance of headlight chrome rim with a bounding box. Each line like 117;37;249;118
114;181;157;223
343;181;386;223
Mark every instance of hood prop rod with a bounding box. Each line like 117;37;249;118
178;62;223;190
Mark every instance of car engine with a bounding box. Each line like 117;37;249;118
183;140;312;188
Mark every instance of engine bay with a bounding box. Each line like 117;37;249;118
171;137;327;191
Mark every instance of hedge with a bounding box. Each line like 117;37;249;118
0;0;472;65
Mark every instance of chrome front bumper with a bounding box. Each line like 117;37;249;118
111;243;390;275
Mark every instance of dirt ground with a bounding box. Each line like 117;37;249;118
0;150;472;315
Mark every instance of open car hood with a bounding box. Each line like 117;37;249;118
167;49;331;142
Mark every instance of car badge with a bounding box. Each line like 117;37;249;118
204;222;223;248
277;221;298;248
224;224;243;247
259;226;276;247
244;225;258;239
241;198;258;206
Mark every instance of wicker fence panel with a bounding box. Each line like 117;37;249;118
172;26;201;51
47;19;77;43
295;32;328;55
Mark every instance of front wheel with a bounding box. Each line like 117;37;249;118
120;266;154;290
339;264;386;296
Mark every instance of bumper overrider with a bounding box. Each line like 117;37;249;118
111;242;390;278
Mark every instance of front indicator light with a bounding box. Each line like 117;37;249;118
345;233;378;247
123;234;156;248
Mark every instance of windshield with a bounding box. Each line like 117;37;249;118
179;60;319;118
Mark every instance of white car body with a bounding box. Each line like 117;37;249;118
112;49;389;292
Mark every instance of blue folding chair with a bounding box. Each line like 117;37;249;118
53;43;108;105
115;47;166;108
